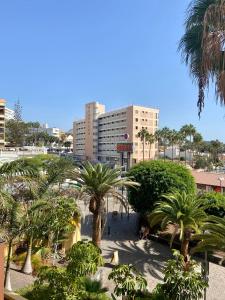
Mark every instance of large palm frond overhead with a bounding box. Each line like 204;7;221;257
179;0;225;116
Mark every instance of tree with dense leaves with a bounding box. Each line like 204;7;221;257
127;160;196;215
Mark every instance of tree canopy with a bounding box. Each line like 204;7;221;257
127;160;196;214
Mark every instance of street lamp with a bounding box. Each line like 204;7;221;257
218;177;224;194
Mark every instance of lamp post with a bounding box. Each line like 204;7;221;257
218;177;224;194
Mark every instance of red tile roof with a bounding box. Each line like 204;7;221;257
191;170;225;188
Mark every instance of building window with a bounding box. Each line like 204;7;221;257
135;110;138;114
135;118;138;122
135;126;138;130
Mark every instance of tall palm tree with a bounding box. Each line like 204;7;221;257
150;191;207;263
160;127;171;161
137;128;149;161
177;131;186;162
179;0;225;115
0;194;22;291
180;124;196;164
146;133;155;160
72;162;138;247
20;157;74;274
168;129;178;161
193;216;225;260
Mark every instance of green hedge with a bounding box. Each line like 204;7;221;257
127;160;195;214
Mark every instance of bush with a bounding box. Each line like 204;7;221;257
153;250;208;300
127;161;195;214
199;191;225;218
12;253;44;274
108;264;148;299
19;241;107;300
67;241;104;276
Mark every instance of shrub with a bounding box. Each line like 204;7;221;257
12;253;44;274
108;264;148;299
127;161;195;214
198;191;225;218
67;241;104;276
153;250;208;300
19;240;107;300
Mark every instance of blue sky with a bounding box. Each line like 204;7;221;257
0;0;224;141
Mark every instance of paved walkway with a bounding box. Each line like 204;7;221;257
8;199;225;299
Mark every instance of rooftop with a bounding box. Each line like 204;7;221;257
191;170;225;188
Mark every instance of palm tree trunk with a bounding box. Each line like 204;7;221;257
22;236;33;274
4;239;12;291
92;212;101;248
181;239;189;261
142;138;145;161
149;144;151;160
181;229;191;264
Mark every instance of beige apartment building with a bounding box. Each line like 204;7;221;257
73;102;159;166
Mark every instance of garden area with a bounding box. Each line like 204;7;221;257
1;153;225;300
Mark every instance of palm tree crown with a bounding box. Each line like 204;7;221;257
179;0;225;115
73;162;138;247
193;215;225;259
150;191;207;261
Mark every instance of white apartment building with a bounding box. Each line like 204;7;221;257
73;102;159;166
5;107;15;121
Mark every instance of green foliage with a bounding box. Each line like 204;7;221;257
193;216;225;258
19;241;107;300
108;264;147;299
150;191;207;243
194;156;211;170
127;160;195;214
67;241;104;276
35;266;79;300
155;250;208;300
199;192;225;218
12;253;44;273
79;277;110;300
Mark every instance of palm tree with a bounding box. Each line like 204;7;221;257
179;0;225;115
180;124;196;164
20;157;74;274
168;129;178;161
193;216;225;260
160;127;170;160
146;133;155;160
72;162;138;247
209;139;223;162
193;132;203;158
137;128;149;161
150;191;207;263
0;194;22;291
177;131;185;162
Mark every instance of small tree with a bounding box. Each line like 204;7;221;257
21;241;106;300
67;241;104;276
153;250;208;300
72;162;138;247
108;264;147;300
150;191;207;262
127;160;195;214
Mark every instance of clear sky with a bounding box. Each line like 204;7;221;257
0;0;224;141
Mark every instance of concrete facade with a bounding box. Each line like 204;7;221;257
73;102;159;165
